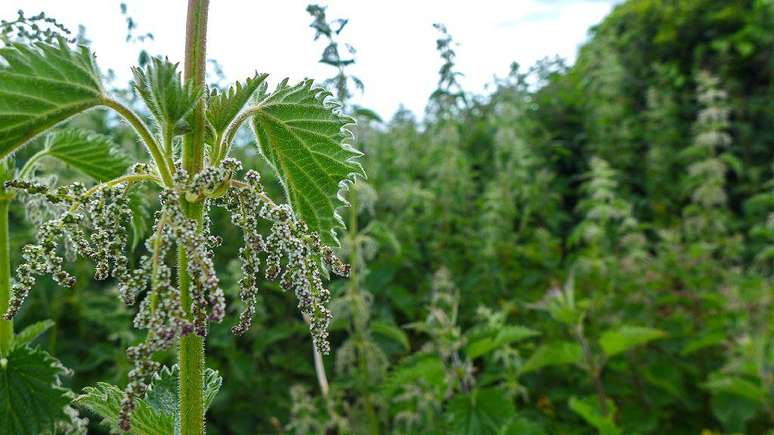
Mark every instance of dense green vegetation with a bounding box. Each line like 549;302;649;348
1;0;772;434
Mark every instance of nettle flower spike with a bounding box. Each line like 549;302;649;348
3;153;353;427
215;164;350;354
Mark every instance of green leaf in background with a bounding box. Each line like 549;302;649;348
520;341;582;374
0;345;70;435
719;152;743;175
382;354;445;397
207;73;268;137
703;375;766;403
446;388;515;435
681;330;726;356
710;392;760;433
466;325;540;359
250;78;364;245
642;359;687;401
369;321;410;351
131;57;203;133
351;105;383;123
76;365;222;434
568;396;621;435
0;38;104;159
599;326;666;358
499;416;546;435
43;128;129;181
12;319;55;349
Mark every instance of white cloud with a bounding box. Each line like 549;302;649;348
1;0;620;118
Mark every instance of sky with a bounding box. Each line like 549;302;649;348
1;0;622;119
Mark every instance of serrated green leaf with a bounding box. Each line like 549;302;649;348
44;128;129;181
250;78;364;245
369;321;410;351
0;38;105;159
143;366;179;418
520;341;582;374
75;382;173;435
568;396;620;435
76;365;222;435
466;325;540;359
12;319;55;349
132;57;203;133
599;326;666;358
446;388;515;435
144;364;223;417
203;368;223;411
0;345;70;435
207;73;268;137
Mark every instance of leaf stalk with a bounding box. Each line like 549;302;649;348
102;97;175;187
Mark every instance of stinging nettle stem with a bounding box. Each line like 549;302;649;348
178;1;209;434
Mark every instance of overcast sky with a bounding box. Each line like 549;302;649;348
1;0;621;118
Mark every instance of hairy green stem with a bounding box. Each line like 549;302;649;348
182;0;209;177
102;97;174;187
17;148;48;180
311;338;330;398
0;199;12;356
210;133;224;166
61;174;161;215
178;236;205;435
162;125;175;160
178;1;209;434
83;173;160;197
220;106;260;155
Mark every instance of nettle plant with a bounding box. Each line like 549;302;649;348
0;1;363;433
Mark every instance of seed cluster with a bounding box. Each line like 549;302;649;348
4;156;350;432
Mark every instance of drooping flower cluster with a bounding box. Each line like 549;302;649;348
3;179;98;319
3;156;350;431
0;10;75;45
215;161;350;354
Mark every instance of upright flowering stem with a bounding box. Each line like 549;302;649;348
349;192;379;434
182;0;208;178
179;0;209;434
0;197;12;356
